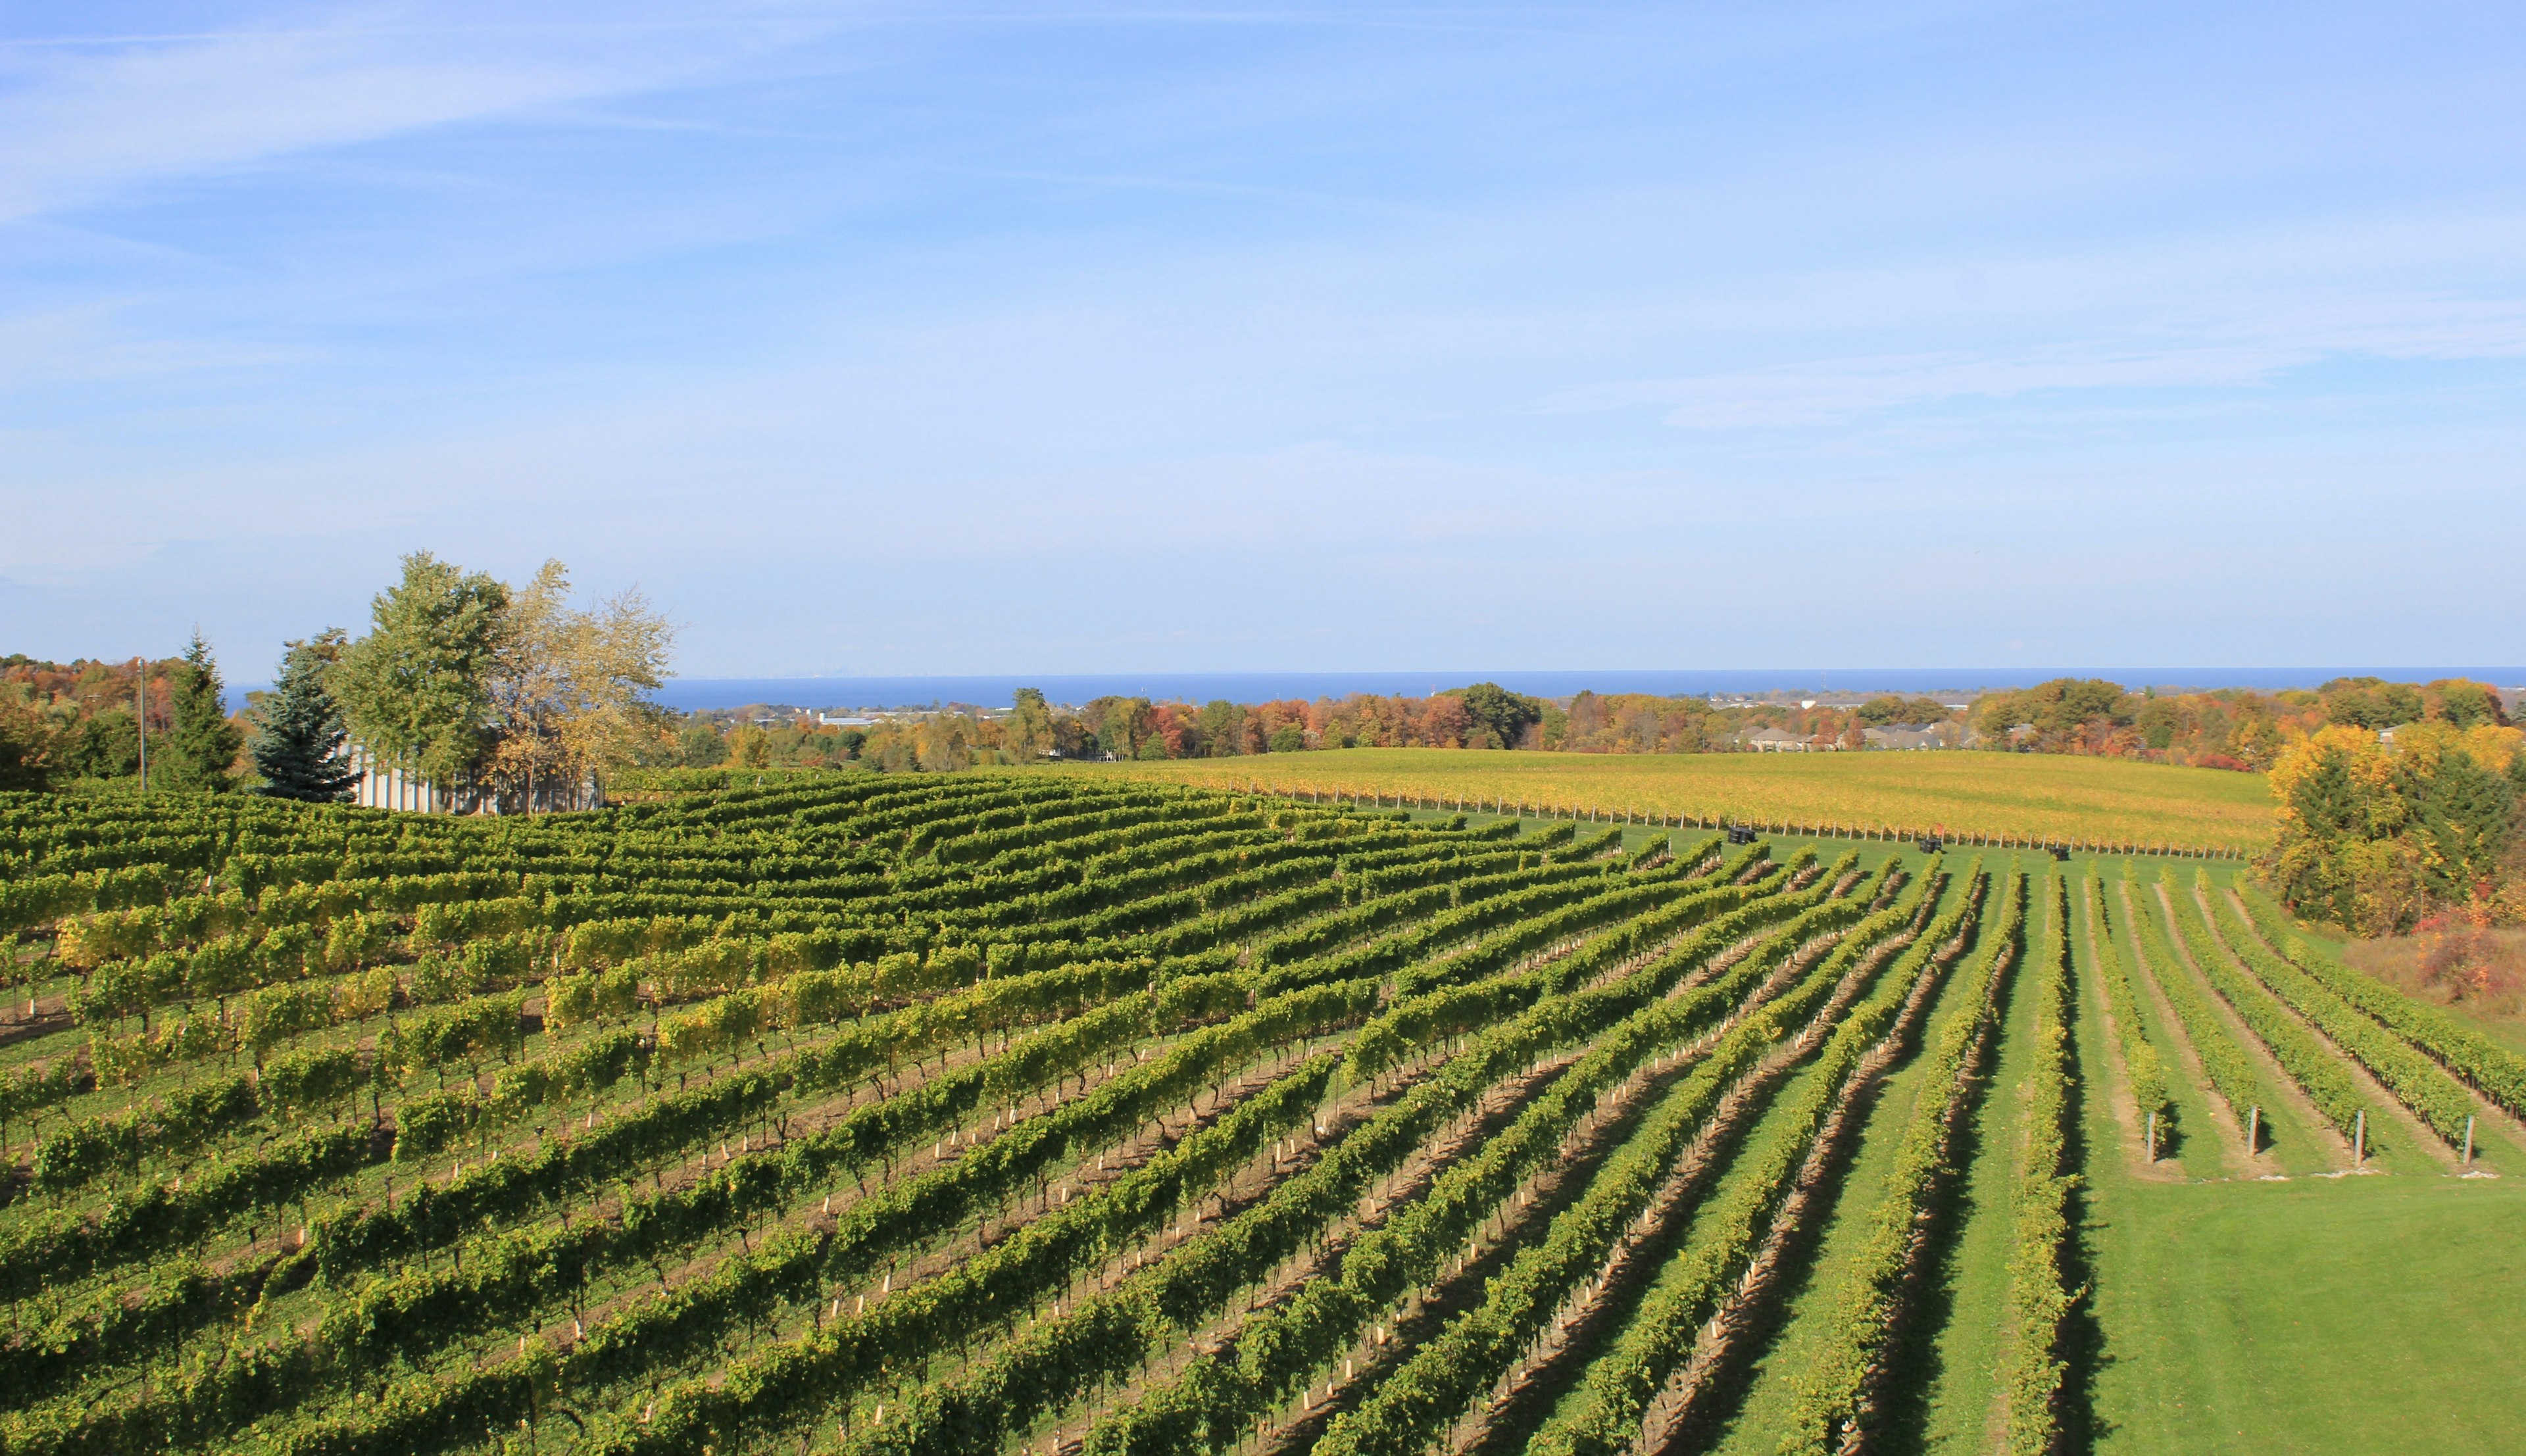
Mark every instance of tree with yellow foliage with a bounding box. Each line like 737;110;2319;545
482;560;676;810
2266;720;2524;933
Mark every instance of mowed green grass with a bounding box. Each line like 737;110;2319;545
2079;880;2526;1454
1051;747;2276;853
2085;1172;2526;1455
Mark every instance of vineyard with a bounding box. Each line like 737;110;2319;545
0;774;2521;1456
1066;747;2279;856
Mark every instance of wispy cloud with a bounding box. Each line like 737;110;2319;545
0;7;840;224
0;304;299;388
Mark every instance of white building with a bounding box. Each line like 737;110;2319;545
347;745;598;813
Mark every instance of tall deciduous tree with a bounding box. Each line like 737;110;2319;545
0;693;56;791
2266;720;2523;932
1085;696;1154;758
916;714;974;771
335;552;509;790
2431;679;2509;729
1196;698;1245;757
1004;687;1056;762
158;632;242;792
1450;681;1544;750
251;630;357;802
482;560;675;807
335;553;674;810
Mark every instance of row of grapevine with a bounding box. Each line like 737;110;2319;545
22;773;2449;1456
2082;876;2171;1159
0;797;1697;1453
1996;875;2078;1456
821;862;1835;1456
2233;890;2526;1118
1771;868;2023;1456
1076;863;1931;1456
1516;869;1987;1456
2187;879;2476;1152
2147;877;2370;1147
2114;881;2269;1150
326;837;1829;1453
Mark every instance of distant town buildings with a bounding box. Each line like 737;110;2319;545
1729;721;1968;752
1864;722;1969;750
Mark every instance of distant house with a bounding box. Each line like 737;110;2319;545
1863;723;1964;751
1737;727;1810;753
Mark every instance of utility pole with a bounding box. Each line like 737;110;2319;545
135;655;147;793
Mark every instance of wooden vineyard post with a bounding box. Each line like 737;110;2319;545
135;656;148;794
2146;1110;2158;1163
2246;1105;2260;1155
2354;1109;2366;1167
2463;1115;2476;1165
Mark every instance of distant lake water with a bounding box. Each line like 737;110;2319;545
645;668;2526;714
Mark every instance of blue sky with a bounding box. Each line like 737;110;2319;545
3;1;2522;680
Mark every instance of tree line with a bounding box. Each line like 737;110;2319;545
0;552;672;810
652;677;2400;773
1972;674;2511;771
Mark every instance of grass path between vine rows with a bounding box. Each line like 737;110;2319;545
2118;881;2335;1179
2219;888;2526;1169
1696;881;1992;1455
2098;883;2234;1183
1894;857;2044;1456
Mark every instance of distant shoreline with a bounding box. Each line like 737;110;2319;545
642;667;2526;714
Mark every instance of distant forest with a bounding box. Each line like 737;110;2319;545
660;674;2512;779
15;648;2512;792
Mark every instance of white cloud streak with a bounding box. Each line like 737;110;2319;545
0;6;846;224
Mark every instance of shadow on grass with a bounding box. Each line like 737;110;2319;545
1870;955;2021;1456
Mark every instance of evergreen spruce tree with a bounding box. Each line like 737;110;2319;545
251;630;357;802
158;631;243;792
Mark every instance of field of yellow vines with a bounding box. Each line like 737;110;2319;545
1049;746;2275;854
